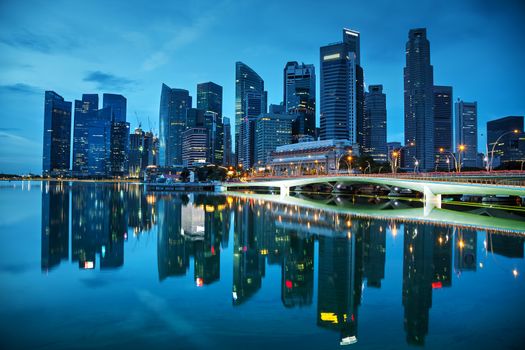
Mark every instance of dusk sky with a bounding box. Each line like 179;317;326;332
0;0;524;174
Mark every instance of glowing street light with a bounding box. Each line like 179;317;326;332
487;129;520;172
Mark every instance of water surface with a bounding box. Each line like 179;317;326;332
0;181;524;349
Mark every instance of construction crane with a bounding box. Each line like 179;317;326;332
134;111;142;130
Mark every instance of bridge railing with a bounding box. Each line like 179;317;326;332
243;170;525;187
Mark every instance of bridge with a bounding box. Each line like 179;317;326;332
222;175;525;216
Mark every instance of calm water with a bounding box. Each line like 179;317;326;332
1;181;524;350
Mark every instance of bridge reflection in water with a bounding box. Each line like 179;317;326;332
40;182;525;347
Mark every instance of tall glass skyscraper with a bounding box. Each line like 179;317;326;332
223;117;232;166
364;85;387;163
159;84;192;166
103;94;127;123
320;28;364;146
404;28;434;170
283;61;316;142
433;86;453;170
72;94;99;176
235;62;266;165
197;82;222;118
455;100;478;168
42;91;72;176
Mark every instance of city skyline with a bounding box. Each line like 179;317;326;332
1;0;525;173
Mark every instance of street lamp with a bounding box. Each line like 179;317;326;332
457;144;466;173
336;149;353;173
439;148;461;173
390;150;400;174
487;129;520;172
413;158;419;173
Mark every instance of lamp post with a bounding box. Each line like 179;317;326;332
336;149;353;173
457;144;466;173
390;150;400;174
439;147;461;173
413;158;419;173
488;129;520;172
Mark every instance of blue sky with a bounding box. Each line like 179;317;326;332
0;0;524;174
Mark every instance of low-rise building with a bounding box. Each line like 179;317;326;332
268;139;357;176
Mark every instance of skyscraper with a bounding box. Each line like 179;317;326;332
88;106;112;176
487;116;524;166
197;82;223;118
235;62;266;165
223;117;232;166
102;93;127;123
254;113;294;166
103;93;129;177
239;91;265;168
320;28;364;146
364;85;387;163
42;91;72;177
404;28;434;170
72;94;98;176
159;84;192;166
284;61;316;142
455;100;478;168
433;86;453;170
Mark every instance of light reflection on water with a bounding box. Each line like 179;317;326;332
0;181;524;349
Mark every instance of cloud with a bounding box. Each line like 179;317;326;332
142;12;217;71
0;83;41;95
0;29;78;54
83;71;135;90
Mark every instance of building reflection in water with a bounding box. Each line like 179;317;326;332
40;186;525;347
41;181;69;271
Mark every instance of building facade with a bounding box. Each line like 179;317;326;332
284;61;316;142
404;28;434;170
455;99;478;168
235;62;266;164
320;29;364;145
364;85;387;163
197;82;222;118
182;128;209;167
159;84;192;167
43;91;72;177
103;94;127;123
109;121;130;177
433;86;453;170
268;139;357;176
72;94;99;176
487;116;524;166
254;113;294;166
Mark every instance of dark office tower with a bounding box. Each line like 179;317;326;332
129;127;145;178
72;94;99;176
454;100;478;168
41;182;69;271
284;61;316;142
320;28;364;146
402;223;433;346
157;196;188;280
109;122;130;177
404;28;434;170
363;221;386;288
487;116;524;166
197;81;223;118
364;85;387;163
235;62;265;164
186;108;206;129
317;234;360;346
42;91;72;177
433;86;453;170
205;111;224;165
433;227;453;288
103;93;127;123
223;117;232;166
159;84;192;166
239;91;264;168
88;107;112;176
454;229;477;272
